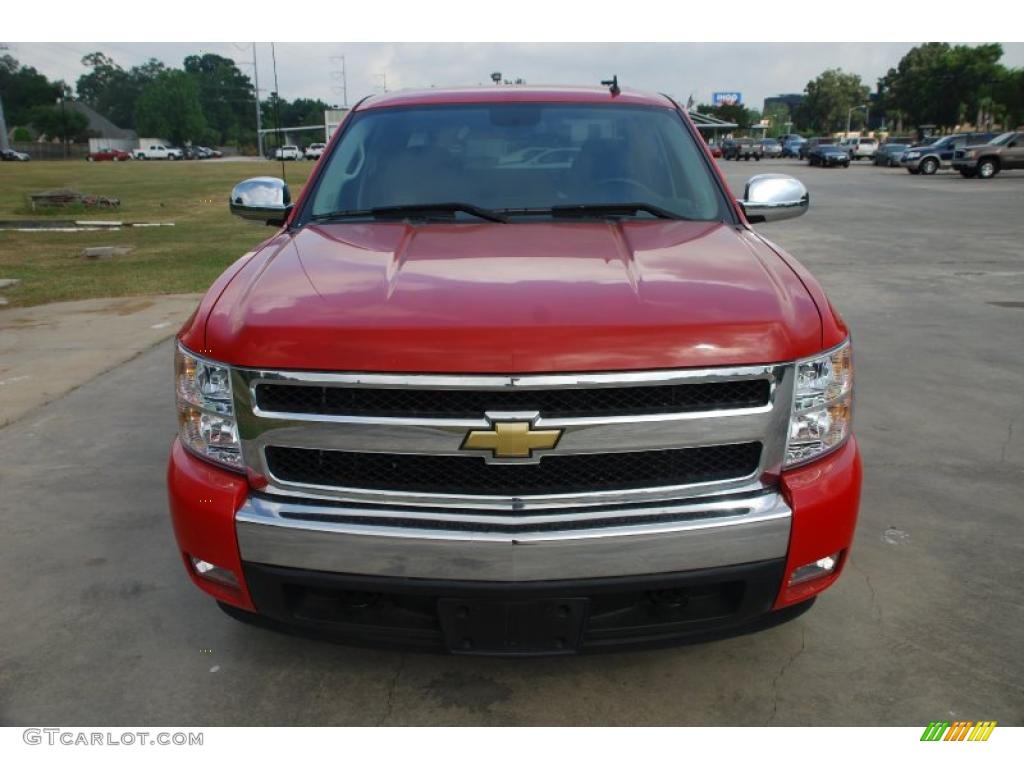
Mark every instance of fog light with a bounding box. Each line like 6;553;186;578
190;556;239;588
788;552;840;586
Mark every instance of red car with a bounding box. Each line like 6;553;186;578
168;85;861;654
86;148;131;162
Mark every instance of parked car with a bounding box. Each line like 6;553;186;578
1;148;32;161
202;146;222;159
708;143;723;159
781;138;806;158
838;137;877;160
873;143;909;167
274;145;303;161
305;143;327;160
722;138;761;161
183;146;208;160
900;132;997;175
133;144;183;160
807;139;850;167
799;137;835;160
758;138;783;158
86;147;131;162
952;131;1024;179
174;84;860;655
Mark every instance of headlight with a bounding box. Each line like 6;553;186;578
175;344;242;469
905;151;920;159
785;339;853;467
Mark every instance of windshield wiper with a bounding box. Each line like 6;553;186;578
547;203;685;220
311;202;508;223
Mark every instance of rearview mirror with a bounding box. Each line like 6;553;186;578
739;174;809;224
229;177;293;226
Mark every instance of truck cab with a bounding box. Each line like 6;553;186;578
169;85;861;655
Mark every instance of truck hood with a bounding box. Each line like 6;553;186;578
204;220;823;372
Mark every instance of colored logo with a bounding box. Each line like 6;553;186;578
712;92;743;106
920;721;996;741
462;420;562;460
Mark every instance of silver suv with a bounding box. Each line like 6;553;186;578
838;137;877;160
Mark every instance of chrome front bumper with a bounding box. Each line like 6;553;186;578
236;491;792;582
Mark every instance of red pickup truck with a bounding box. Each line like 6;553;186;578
168;85;861;654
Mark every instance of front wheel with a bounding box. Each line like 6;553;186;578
920;157;939;175
978;159;998;179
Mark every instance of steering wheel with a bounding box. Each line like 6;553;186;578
595;177;660;198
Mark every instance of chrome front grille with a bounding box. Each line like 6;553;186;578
264;442;762;496
253;378;771;418
234;365;794;521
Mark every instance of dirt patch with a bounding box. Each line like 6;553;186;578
80;298;156;316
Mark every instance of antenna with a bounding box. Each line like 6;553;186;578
271;42;286;182
601;75;620;96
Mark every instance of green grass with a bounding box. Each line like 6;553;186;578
0;159;314;307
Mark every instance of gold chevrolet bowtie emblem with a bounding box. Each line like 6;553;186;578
461;421;562;459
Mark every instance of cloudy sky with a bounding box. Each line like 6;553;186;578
9;42;1024;112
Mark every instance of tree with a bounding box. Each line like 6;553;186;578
76;53;167;129
0;55;61;125
879;43;1006;130
993;67;1024;128
763;102;791;134
695;101;752;130
260;93;335;150
798;68;870;133
27;104;90;142
135;70;207;145
183;53;255;145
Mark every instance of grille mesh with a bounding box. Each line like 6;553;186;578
255;379;770;419
265;442;762;496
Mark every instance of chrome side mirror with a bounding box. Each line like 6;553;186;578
739;174;809;224
229;177;293;225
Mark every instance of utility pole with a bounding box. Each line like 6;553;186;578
57;85;69;159
0;92;9;152
330;55;348;107
252;43;263;158
0;43;8;151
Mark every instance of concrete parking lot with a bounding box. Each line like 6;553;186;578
1;160;1021;725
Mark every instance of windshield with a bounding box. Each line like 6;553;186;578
307;103;728;221
989;132;1016;146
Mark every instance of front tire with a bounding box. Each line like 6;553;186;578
920;157;939;175
978;158;999;179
